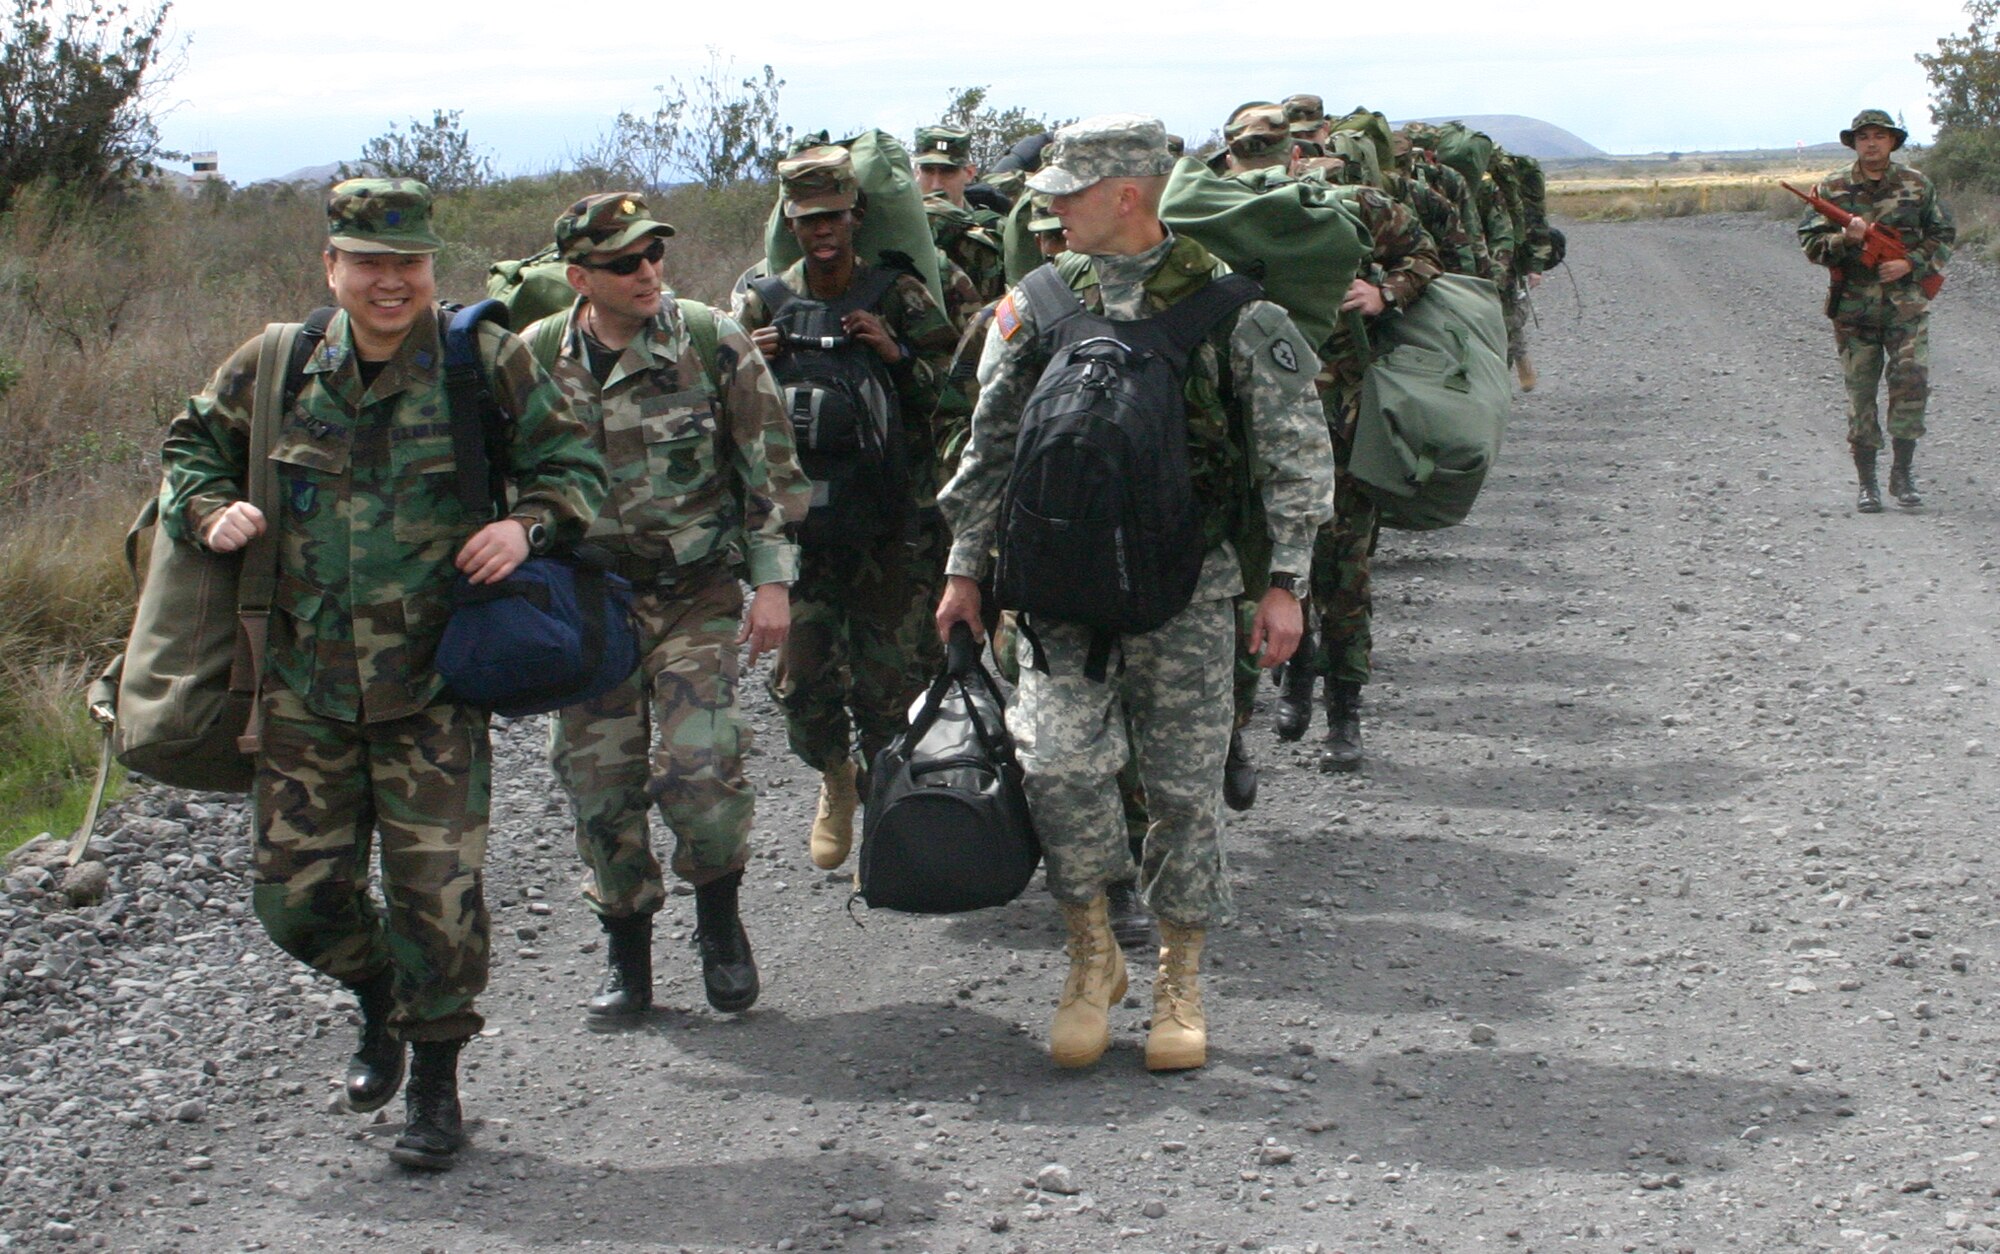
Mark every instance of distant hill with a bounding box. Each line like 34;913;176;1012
260;160;373;186
1402;114;1604;160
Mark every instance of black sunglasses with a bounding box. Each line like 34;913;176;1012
576;238;666;275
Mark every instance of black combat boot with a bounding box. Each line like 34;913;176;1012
1319;680;1364;773
1854;446;1884;514
1105;879;1155;951
1272;628;1316;742
1222;730;1258;812
692;870;759;1013
586;913;654;1020
1890;438;1923;507
342;967;406;1114
389;1038;467;1171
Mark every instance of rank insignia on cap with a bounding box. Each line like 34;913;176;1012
620;199;637;214
995;294;1022;341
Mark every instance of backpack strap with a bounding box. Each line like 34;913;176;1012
748;274;796;324
828;265;902;319
675;298;720;393
524;306;571;375
1152;272;1263;363
1018;263;1085;345
441;299;512;519
230;316;314;756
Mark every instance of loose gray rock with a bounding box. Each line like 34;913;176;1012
1035;1163;1079;1195
60;861;110;907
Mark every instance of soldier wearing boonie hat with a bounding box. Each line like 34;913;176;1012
527;188;807;1030
160;175;604;1174
1800;107;1954;514
937;110;1337;1079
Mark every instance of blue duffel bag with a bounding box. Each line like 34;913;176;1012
435;549;640;718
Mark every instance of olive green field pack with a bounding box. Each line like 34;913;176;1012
88;316;313;799
1350;274;1510;530
487;243;573;332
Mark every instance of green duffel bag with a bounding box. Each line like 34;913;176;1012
1351;274;1509;531
1332;107;1395;174
487;243;573;332
1433;121;1496;187
1159;157;1368;350
762;129;945;310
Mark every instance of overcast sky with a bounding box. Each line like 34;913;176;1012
153;0;1973;182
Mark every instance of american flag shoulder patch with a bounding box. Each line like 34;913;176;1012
995;294;1022;341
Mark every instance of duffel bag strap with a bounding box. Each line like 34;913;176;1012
232;318;309;754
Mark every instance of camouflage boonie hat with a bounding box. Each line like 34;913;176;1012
914;125;974;168
1841;108;1907;150
326;178;442;254
1026;113;1174;195
1283;93;1326;136
778;145;860;218
1226;105;1291;159
1027;193;1060;232
554;192;675;262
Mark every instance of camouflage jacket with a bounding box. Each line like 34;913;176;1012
926;199;1008;307
939;231;1336;602
162;308;608;724
732;258;969;505
526;295;809;587
1799;159;1954;321
1404;157;1494;280
1324;185;1444;393
1384;169;1479;277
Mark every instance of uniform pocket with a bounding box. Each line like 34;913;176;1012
390;434;480;543
639;391;719;504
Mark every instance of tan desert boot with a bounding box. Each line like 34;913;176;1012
1145;921;1207;1071
809;761;860;870
1515;354;1537;393
1051;895;1127;1068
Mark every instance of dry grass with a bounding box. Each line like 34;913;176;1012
1548;166;1823;222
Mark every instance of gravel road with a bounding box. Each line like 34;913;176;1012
6;211;2000;1253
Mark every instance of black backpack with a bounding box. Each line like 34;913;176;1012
857;624;1039;914
993;264;1259;679
750;268;911;548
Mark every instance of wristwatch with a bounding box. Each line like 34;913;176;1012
1379;283;1398;308
511;514;551;555
1268;571;1302;597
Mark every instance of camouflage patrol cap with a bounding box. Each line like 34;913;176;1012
1027;193;1060;232
778;145;860;218
914;125;974;168
325;178;442;254
1166;134;1186;158
553;192;675;262
1025;114;1175;195
1841;108;1907;150
1283;93;1327;136
1226;104;1291;159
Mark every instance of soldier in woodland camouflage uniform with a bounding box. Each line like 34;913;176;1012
1395;127;1493;280
161;179;607;1171
732;146;969;869
916;125;1009;319
1798;109;1953;513
935;115;1336;1074
524;193;809;1021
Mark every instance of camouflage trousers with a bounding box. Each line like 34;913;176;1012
549;564;751;916
252;684;490;1042
1502;285;1530;365
773;517;946;773
1010;598;1237;928
1834;312;1930;448
1307;467;1377;685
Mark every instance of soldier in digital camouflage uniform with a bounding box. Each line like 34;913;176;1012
161;179;607;1171
1799;109;1953;513
732;146;969;869
935;115;1336;1074
522;193;810;1021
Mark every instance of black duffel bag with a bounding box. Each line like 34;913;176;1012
857;623;1040;914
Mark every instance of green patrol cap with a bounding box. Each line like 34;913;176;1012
778;145;860;218
1026;113;1175;195
554;192;675;262
1027;193;1060;232
325;178;442;254
1841;108;1907;150
914;125;974;168
1283;93;1326;137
